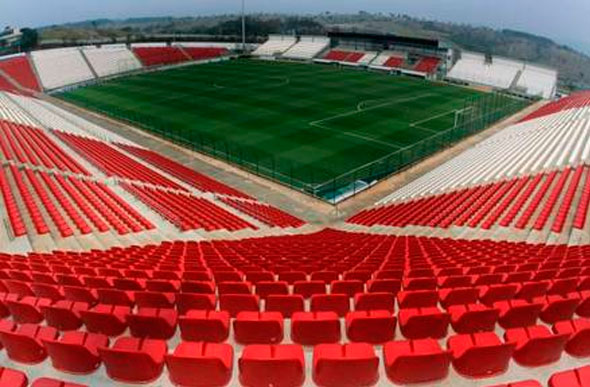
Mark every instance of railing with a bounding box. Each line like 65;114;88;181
59;90;529;204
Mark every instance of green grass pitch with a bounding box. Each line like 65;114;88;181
59;58;486;191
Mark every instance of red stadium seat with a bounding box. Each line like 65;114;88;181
80;304;130;336
0;323;58;363
219;294;259;317
399;307;450;339
447;332;515;377
0;368;27;387
126;307;178;339
552;318;590;357
165;342;233;387
5;296;52;323
345;310;396;343
30;378;87;387
179;310;230;342
504;324;568;366
265;295;305;318
291;311;341;345
549;365;590;387
495;299;543;328
449;303;499;333
310;294;350;317
41;300;88;331
353;292;395;312
239;344;305;387
383;339;451;384
43;331;108;373
312;343;379;387
233;311;284;344
98;336;167;383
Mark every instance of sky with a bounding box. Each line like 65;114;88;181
2;0;590;54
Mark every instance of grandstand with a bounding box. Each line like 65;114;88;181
252;35;297;57
447;51;558;99
282;36;330;60
82;45;142;78
0;29;588;387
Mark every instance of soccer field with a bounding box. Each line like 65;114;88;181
59;59;526;201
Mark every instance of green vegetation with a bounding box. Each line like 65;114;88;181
59;59;526;201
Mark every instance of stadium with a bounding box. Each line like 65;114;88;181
0;3;588;387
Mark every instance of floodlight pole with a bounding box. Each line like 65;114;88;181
241;0;246;52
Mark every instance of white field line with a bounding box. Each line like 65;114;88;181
308;93;436;150
310;93;436;127
310;121;401;150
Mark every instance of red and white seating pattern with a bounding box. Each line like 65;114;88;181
354;92;590;239
414;56;441;74
0;230;587;385
219;197;305;228
1;165;154;238
350;166;590;234
122;184;255;232
323;50;375;64
370;52;406;69
54;132;185;190
0;120;88;175
117;143;250;198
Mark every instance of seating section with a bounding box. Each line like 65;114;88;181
219;197;305;228
132;46;189;67
252;35;297;56
8;92;137;146
0;166;154;237
359;92;590;242
30;48;95;90
282;36;330;60
122;183;255;232
383;56;405;68
323;50;372;64
82;46;142;77
0;230;588;385
0;73;19;94
116;143;250;198
349;166;590;235
0;55;40;92
520;90;590;123
0;92;37;126
517;64;558;99
54;131;184;190
448;52;523;89
414;56;441;73
0;120;89;174
181;47;228;61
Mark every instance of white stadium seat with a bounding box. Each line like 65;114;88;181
31;48;95;90
83;46;143;77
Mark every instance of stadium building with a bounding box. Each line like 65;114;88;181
0;26;587;387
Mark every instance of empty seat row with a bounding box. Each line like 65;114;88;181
132;46;189;67
219;197;305;228
0;318;582;386
53;131;184;190
350;166;590;236
0;119;88;174
122;183;255;232
117;142;251;198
